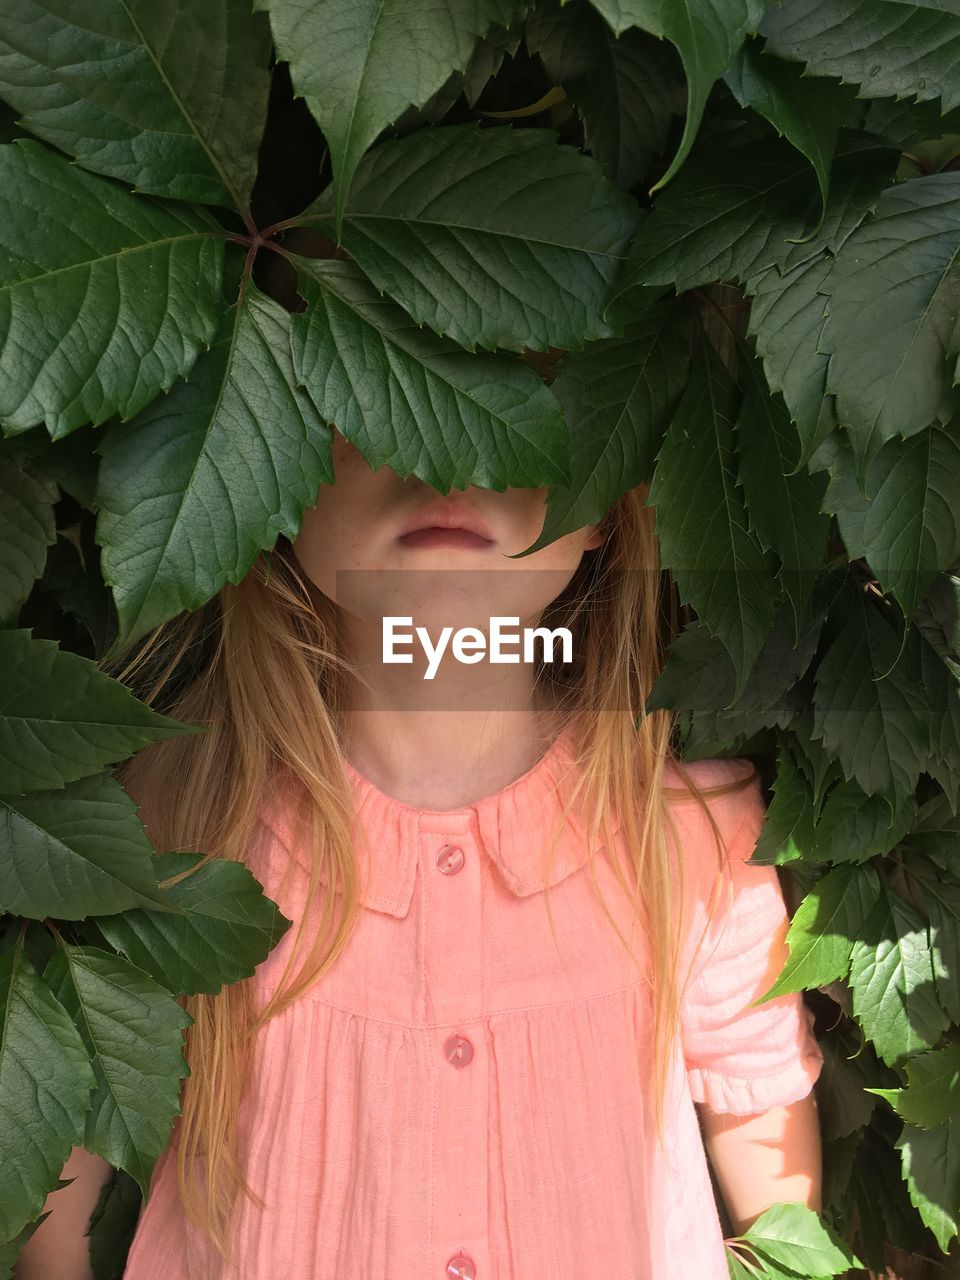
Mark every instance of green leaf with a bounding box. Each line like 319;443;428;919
747;253;837;470
761;0;960;114
585;0;764;191
724;41;855;215
87;1167;141;1280
748;737;817;866
925;878;960;1025
257;0;520;231
43;945;192;1196
815;1022;878;1142
818;173;960;486
849;886;950;1069
915;620;960;812
0;771;177;920
757;864;880;1002
0;1212;51;1280
288;256;571;492
645;338;778;702
95;279;334;657
95;851;292;995
732;1201;862;1275
0;630;201;795
524;296;690;551
811;584;930;815
735;352;830;639
0;0;271;210
746;138;900;466
0;942;96;1242
809;776;917;866
0;139;225;439
3;423;101;508
0;458;57;625
298;123;642;353
898;1116;960;1252
526;0;686;189
649;589;828;752
872;1042;960;1130
812;425;960;623
618;129;817;293
617;129;895;298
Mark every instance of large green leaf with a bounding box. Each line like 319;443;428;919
849;886;950;1069
898;1117;960;1252
809;777;917;866
298;124;642;353
748;736;817;865
95;851;291;995
585;0;765;190
257;0;520;231
96;279;334;658
648;589;828;750
0;771;176;920
811;585;930;814
732;1201;862;1275
616;129;895;297
735;351;830;639
757;864;881;1002
0;630;201;795
0;942;96;1242
288;256;571;492
745;137;900;465
871;1042;960;1130
44;945;191;1195
0;0;271;210
818;173;960;484
645;338;778;701
917;630;960;816
747;253;837;468
0;140;225;440
811;426;960;622
724;40;855;215
761;0;960;113
522;296;690;552
0;458;57;625
526;0;686;189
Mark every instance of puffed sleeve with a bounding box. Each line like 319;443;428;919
677;762;824;1115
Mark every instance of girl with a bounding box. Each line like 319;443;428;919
17;430;823;1280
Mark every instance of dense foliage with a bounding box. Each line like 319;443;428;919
1;1;959;1276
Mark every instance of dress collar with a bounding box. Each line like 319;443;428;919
263;725;617;919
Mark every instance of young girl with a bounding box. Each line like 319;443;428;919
17;431;823;1280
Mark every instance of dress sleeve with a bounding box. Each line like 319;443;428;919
678;765;824;1115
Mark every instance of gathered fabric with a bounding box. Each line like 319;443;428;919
123;728;823;1279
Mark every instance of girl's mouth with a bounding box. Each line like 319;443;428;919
397;528;495;549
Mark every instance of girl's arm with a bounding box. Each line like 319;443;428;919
13;1145;115;1280
697;1091;823;1236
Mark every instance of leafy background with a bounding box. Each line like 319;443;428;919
1;1;960;1277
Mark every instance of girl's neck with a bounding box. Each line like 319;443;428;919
341;703;566;812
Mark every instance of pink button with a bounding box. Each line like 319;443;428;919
446;1254;476;1279
436;843;465;875
443;1033;474;1068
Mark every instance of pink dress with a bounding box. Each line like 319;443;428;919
123;727;823;1279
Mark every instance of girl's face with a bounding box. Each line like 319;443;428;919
295;432;609;675
292;432;606;643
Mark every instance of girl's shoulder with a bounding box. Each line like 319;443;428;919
660;753;767;870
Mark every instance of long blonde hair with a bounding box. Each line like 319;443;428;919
99;483;755;1261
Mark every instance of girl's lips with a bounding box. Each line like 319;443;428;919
396;528;495;549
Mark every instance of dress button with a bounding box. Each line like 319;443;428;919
436;843;465;875
446;1254;476;1279
442;1033;474;1068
